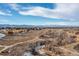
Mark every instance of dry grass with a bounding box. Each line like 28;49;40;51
0;28;79;56
0;47;4;50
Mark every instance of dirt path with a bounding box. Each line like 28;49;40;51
0;29;48;54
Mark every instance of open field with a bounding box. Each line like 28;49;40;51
0;28;79;56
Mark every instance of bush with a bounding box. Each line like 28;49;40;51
74;44;79;52
40;30;76;46
7;31;14;35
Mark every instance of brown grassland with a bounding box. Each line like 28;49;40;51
0;28;79;56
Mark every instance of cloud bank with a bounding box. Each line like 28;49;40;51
10;3;79;21
2;3;79;21
0;3;79;25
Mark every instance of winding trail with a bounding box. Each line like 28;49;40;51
0;29;48;54
0;29;79;56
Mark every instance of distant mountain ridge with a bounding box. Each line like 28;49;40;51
0;24;79;29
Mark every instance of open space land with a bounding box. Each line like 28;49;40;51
0;27;79;56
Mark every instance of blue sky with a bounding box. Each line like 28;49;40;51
0;3;79;26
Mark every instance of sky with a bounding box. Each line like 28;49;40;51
0;3;79;26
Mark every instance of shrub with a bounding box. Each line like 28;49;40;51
74;44;79;52
7;31;14;35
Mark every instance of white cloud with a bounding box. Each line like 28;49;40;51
17;3;79;21
52;3;79;21
19;7;49;16
9;4;34;11
46;22;79;26
0;10;12;16
46;22;67;25
8;3;19;11
18;7;60;18
0;4;12;16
